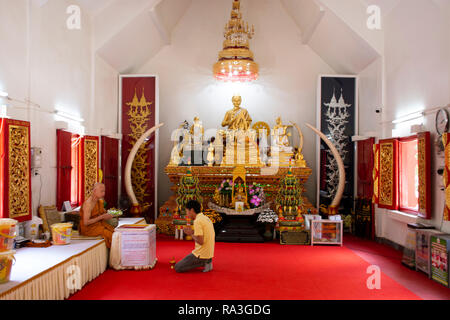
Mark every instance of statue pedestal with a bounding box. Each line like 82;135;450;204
269;151;294;167
164;165;317;215
215;215;264;243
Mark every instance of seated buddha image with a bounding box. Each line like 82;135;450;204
235;186;246;202
221;95;252;131
272;117;293;153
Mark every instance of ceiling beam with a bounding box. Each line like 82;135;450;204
302;5;325;44
149;8;171;46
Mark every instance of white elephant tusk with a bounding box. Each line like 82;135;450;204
305;123;345;208
125;123;165;206
290;121;304;153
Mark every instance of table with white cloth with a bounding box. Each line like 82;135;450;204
0;239;107;300
109;224;157;270
0;217;146;300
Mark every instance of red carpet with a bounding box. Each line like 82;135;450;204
344;235;450;300
68;235;423;300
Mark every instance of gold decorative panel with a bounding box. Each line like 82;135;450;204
127;89;152;207
379;142;394;207
418;136;426;212
84;139;98;201
8;125;30;218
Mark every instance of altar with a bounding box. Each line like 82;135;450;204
158;95;318;243
164;165;316;213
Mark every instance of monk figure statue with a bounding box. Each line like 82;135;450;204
79;183;115;248
221;95;252;131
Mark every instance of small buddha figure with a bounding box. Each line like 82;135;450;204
169;122;186;166
294;147;306;167
207;142;215;167
272;117;293;153
221;95;252;131
190;117;204;148
189;117;205;166
232;185;249;210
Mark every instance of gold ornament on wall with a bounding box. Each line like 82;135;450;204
127;88;152;207
379;142;394;206
8;125;30;218
83;139;99;200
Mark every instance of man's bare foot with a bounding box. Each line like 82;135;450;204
203;262;213;273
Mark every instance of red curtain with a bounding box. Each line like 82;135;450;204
101;136;119;209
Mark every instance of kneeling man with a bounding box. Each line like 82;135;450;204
79;183;115;248
175;200;215;273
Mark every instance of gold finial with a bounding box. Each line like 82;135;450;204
213;0;258;82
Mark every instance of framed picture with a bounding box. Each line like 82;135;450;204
119;75;159;220
38;205;63;235
235;202;244;212
316;75;358;215
63;201;72;212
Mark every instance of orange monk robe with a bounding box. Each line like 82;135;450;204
80;200;115;248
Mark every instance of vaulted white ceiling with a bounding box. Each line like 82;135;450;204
281;0;382;74
33;0;394;74
92;0;192;73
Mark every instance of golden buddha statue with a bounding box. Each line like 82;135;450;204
190;117;204;146
270;117;294;166
221;95;252;131
272;117;293;153
169;122;187;166
233;186;248;211
206;142;215;167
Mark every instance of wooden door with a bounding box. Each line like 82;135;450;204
101;136;119;209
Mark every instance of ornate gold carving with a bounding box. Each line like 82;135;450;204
444;134;450;221
418;137;426;212
373;144;379;203
127;88;152;207
252;121;270;136
213;0;259;81
84;139;98;200
379;142;393;206
8;125;30;218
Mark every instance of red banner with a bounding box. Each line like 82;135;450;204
120;76;157;218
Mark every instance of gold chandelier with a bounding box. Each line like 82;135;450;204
213;0;259;82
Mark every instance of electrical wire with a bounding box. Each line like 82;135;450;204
38;173;42;208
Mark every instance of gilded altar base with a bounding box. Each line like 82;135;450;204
163;165;317;215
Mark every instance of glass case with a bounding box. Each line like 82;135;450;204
311;220;343;246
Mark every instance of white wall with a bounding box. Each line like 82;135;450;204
0;0;118;216
358;57;383;135
138;0;335;208
93;54;119;135
375;0;450;245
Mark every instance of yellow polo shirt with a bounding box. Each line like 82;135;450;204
192;213;215;259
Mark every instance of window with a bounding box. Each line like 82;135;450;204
57;130;86;210
377;132;431;219
71;134;81;207
398;136;419;213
